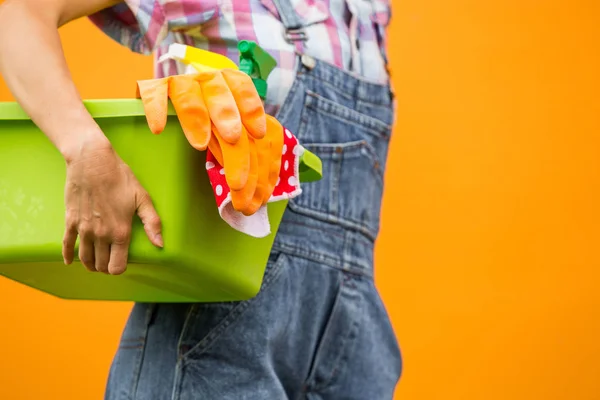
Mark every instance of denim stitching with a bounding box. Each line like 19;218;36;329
178;253;288;362
272;241;373;278
303;273;345;392
305;90;392;135
300;71;392;107
128;306;155;400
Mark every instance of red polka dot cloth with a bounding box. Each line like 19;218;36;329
205;125;303;237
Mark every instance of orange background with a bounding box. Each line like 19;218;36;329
1;1;599;399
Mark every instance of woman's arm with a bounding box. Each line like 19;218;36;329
0;0;121;160
0;0;163;274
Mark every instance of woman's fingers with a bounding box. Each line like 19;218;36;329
108;241;130;276
62;223;77;265
78;227;96;272
62;143;161;276
94;240;111;273
66;223;132;274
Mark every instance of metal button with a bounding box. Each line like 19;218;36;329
301;54;316;70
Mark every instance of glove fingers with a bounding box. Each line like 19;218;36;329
169;76;211;151
213;123;250;191
207;131;224;166
221;69;267;140
265;115;284;197
253;134;273;206
231;132;258;215
137;77;169;135
245;188;264;216
198;71;242;145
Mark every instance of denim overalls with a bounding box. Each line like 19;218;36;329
105;0;402;398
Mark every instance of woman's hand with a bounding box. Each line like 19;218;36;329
0;0;161;274
62;134;163;275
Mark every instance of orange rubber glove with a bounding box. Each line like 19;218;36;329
136;77;169;135
137;69;266;149
251;135;270;209
230;133;259;215
137;75;211;150
169;75;212;150
210;122;250;191
264;115;285;204
211;115;285;215
197;69;266;143
137;71;284;217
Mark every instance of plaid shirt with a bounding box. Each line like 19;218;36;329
89;0;391;114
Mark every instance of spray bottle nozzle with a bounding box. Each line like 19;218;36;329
237;41;277;100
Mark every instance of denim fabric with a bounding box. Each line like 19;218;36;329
105;56;401;400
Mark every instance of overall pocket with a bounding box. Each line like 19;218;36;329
290;90;391;240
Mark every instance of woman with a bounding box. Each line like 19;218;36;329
0;0;401;398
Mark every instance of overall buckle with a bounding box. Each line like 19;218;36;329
284;27;309;43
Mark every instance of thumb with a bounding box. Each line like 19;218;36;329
136;190;163;248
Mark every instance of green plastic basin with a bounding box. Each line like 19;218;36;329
0;99;321;303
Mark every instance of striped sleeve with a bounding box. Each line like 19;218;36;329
88;0;168;54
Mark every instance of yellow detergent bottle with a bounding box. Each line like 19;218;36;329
158;43;239;73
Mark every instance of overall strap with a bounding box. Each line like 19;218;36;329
271;0;307;53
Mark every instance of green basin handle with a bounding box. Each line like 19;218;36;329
299;150;322;183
